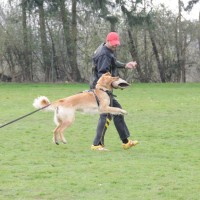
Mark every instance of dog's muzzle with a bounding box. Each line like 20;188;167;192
112;78;130;89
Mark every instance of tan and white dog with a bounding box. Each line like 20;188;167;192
33;72;130;145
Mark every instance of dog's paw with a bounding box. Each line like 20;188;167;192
62;139;67;144
112;109;128;115
52;137;59;145
120;109;128;115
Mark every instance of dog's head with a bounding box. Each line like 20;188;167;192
96;72;130;90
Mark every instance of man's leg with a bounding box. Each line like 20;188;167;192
93;113;112;146
112;98;138;149
112;98;130;140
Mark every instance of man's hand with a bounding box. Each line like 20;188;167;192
125;61;137;69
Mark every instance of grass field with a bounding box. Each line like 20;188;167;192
0;82;200;200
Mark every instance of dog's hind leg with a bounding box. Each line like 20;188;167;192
53;111;62;145
53;107;75;145
52;119;74;145
53;124;61;145
59;118;74;144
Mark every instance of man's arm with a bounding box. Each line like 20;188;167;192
115;60;137;69
115;60;126;68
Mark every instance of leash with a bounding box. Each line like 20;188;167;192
0;104;51;129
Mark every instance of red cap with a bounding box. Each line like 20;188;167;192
106;32;120;46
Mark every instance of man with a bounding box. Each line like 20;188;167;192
90;32;138;151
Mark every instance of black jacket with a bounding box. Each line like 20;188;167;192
90;43;126;89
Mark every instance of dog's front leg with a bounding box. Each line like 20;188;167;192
100;104;127;115
110;107;127;115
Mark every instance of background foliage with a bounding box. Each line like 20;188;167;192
0;0;200;83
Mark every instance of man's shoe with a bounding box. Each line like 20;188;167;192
91;145;108;151
122;140;139;150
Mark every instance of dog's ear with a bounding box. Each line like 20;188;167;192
104;72;111;76
112;76;119;82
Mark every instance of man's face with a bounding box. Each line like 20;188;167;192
107;41;119;51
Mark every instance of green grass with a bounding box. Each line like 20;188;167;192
0;82;200;200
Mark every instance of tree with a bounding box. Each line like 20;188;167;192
199;12;200;55
1;0;200;83
120;1;148;82
148;24;166;82
23;0;51;81
21;0;32;81
59;0;82;82
184;0;200;55
184;0;200;11
71;0;81;81
37;0;51;81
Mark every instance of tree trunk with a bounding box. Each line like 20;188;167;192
143;0;148;77
22;0;32;81
198;12;200;55
105;16;118;32
59;0;73;80
148;28;166;82
127;28;146;82
181;34;187;82
176;0;183;82
46;22;61;81
71;0;81;81
38;1;51;81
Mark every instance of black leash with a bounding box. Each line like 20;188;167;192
0;104;51;129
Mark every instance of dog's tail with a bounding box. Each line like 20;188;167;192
33;96;54;111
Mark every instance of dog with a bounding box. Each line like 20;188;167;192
33;72;130;145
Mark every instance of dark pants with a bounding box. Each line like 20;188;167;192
93;97;130;146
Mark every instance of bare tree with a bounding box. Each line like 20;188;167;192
21;0;32;81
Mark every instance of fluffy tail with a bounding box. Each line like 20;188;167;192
33;96;53;111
